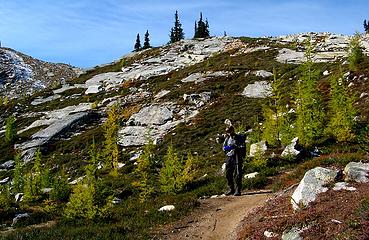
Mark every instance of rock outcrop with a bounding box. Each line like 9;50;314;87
344;162;369;183
0;48;78;99
242;81;272;98
291;167;337;210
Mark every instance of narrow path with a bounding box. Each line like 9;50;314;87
159;191;272;240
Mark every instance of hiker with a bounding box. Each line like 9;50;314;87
223;125;244;196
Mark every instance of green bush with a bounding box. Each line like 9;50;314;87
64;182;97;220
50;174;71;202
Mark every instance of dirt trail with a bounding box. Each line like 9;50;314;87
159;191;272;240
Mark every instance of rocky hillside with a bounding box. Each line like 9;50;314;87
0;32;369;239
0;47;80;99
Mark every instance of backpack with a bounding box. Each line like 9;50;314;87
235;134;246;158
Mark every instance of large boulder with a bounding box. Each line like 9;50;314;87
183;91;212;108
241;81;272;98
344;162;369;183
281;137;300;158
129;104;173;126
291;167;337;210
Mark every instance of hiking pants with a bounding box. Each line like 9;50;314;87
225;154;243;193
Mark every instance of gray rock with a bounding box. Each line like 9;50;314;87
12;213;30;226
16;105;91;162
183;91;212;108
154;90;170;99
129;104;173;126
31;94;61;106
291;167;337;210
333;182;356;191
85;85;102;94
0;160;15;169
244;172;259;179
249;141;267;157
253;70;273;78
15;193;24;202
276;48;305;64
0;177;10;184
282;227;303;240
344;162;369;183
112;197;122;204
181;71;232;84
242;81;272;98
281;137;300;158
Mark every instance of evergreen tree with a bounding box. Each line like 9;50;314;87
326;72;356;142
262;69;294;147
50;170;70;202
364;19;369;33
5;116;16;144
103;104;120;177
12;152;23;193
134;33;141;51
169;10;185;43
194;12;210;38
23;149;44;203
180;152;198;187
159;144;184;193
295;39;325;147
64;181;97;220
86;138;99;185
143;30;151;49
0;183;12;211
347;33;364;72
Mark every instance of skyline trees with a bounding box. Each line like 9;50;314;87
169;10;185;43
134;11;212;51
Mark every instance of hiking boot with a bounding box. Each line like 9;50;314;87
225;190;235;195
233;191;241;196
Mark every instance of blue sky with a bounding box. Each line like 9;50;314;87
0;0;368;68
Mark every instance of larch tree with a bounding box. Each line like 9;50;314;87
295;39;325;147
103;104;120;177
326;72;356;142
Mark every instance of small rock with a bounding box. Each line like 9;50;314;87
282;227;303;240
331;219;342;224
112;197;122;204
333;182;356;191
360;92;368;98
15;193;24;202
254;70;273;78
118;163;126;169
344;162;369;183
158;205;175;212
323;70;330;76
281;138;300;158
12;213;30;226
0;160;15;169
42;188;52;194
264;230;278;238
244;172;259;179
0;177;10;184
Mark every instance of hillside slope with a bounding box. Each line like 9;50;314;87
0;32;369;239
0;47;80;99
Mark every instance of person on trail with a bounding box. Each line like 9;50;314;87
223;125;244;196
